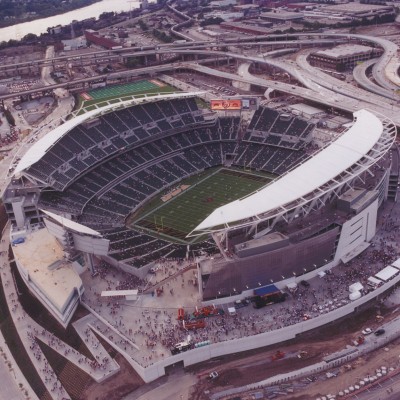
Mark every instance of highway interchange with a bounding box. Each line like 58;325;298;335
1;15;400;400
1;31;400;129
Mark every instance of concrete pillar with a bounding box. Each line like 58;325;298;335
85;253;95;274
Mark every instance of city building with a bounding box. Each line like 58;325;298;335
309;44;383;71
260;10;304;24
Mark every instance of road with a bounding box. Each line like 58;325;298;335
352;58;398;101
122;369;197;400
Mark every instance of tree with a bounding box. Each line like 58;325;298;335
22;33;38;42
99;11;115;20
200;17;224;27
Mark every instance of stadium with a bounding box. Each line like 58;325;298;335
2;89;397;330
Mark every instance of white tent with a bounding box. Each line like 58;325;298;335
391;258;400;269
349;291;362;301
349;282;363;293
375;265;399;282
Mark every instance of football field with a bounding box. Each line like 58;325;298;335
131;168;274;242
85;79;166;100
76;80;177;113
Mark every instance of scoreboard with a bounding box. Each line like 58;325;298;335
210;97;259;111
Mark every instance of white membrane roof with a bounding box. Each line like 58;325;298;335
42;209;101;237
194;109;383;232
15;92;205;174
15;108;99;174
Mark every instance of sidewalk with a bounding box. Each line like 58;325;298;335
0;329;38;400
0;224;71;400
0;224;121;399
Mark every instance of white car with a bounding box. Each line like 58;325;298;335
362;328;373;335
209;371;219;380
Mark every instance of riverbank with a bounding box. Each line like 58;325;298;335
0;0;142;42
0;0;102;30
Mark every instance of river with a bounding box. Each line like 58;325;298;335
0;0;142;43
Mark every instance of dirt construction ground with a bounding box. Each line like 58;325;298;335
81;355;144;400
188;303;400;400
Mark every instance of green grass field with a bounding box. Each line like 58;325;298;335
131;168;274;243
75;80;178;114
87;80;161;100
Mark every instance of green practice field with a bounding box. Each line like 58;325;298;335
76;80;178;113
87;80;162;100
131;168;274;243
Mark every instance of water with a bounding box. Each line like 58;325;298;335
0;0;141;42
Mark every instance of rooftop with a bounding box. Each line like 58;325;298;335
288;103;325;116
314;44;375;59
12;228;82;312
261;11;304;20
192;109;384;233
323;3;393;14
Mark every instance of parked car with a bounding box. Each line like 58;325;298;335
362;328;373;335
374;328;385;336
300;280;310;288
234;299;250;309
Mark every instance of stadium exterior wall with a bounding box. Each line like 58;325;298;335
97;273;400;383
200;197;379;306
14;259;80;328
333;197;378;264
101;255;155;280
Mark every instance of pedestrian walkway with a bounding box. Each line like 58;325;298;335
0;329;38;400
0;225;70;400
0;224;120;399
74;312;139;360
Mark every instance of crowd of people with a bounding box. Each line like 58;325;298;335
78;198;400;369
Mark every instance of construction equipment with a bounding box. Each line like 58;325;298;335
181;319;206;331
352;335;365;346
271;350;285;361
177;308;185;320
191;305;224;319
297;350;308;359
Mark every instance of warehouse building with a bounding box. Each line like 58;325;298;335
309;44;383;71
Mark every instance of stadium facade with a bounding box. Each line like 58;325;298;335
2;93;397;325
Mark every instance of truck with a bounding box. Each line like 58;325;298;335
253;292;288;309
171;335;192;355
181;319;206;331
